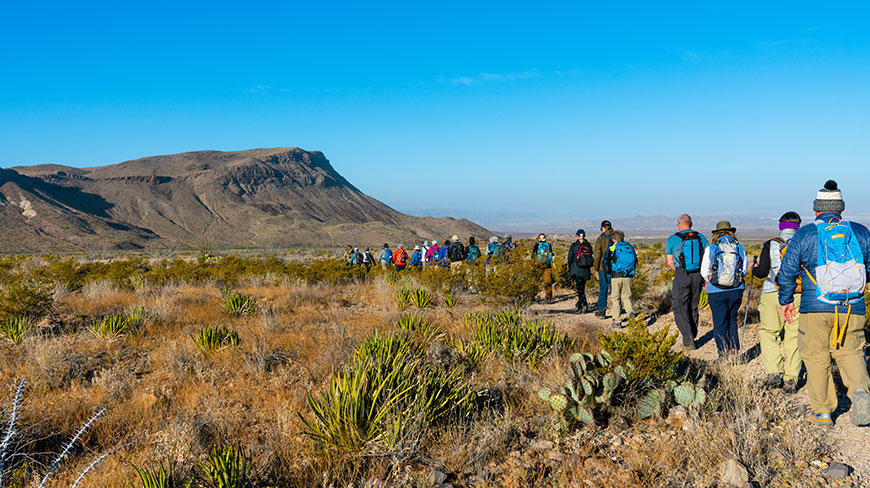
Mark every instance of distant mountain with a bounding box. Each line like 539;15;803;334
0;148;490;252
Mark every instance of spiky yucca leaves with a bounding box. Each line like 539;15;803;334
220;290;258;317
444;294;458;309
0;317;34;344
395;312;440;338
133;460;190;488
302;330;471;452
196;445;251;488
395;288;412;310
462;311;573;366
93;314;130;338
409;288;432;309
699;290;709;309
193;326;241;352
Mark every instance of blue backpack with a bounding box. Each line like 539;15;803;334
466;245;481;263
486;242;501;257
675;231;703;272
811;219;866;305
610;241;637;275
535;241;553;265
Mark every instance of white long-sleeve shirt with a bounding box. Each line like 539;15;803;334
700;238;748;293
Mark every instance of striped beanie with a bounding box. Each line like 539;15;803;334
813;180;845;213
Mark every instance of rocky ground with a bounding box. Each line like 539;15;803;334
528;289;870;487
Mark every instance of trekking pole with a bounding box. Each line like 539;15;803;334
739;255;758;352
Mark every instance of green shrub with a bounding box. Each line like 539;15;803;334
477;250;541;308
462;310;574;366
196;445;251;488
194;326;241;352
0;282;53;321
597;315;682;380
133;460;189;488
630;266;649;302
0;316;34;344
221;289;258;317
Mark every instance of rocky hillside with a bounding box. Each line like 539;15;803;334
1;148;489;252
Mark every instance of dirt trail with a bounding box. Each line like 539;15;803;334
529;288;870;480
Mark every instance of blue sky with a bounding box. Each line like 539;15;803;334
2;2;870;226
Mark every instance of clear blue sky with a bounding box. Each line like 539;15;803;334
3;1;870;226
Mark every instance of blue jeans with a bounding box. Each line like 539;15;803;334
708;288;744;354
597;271;611;312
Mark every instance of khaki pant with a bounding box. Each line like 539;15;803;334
799;312;870;413
608;277;634;322
758;292;801;381
540;268;554;299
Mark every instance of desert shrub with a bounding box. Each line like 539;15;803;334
0;316;34;344
477;251;541;308
194;326;241;352
462;310;574;366
0;282;53;321
221;289;258;317
196;445;252;488
597;315;682;380
654;267;674;286
409;288;432;309
301;258;367;285
302;330;471;453
133;460;187;488
417;265;473;295
395;312;440;337
630;266;649;302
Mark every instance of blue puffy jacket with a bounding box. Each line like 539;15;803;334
778;212;870;314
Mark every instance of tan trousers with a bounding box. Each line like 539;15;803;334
540;268;554;299
758;292;801;381
608;277;634;322
798;312;870;413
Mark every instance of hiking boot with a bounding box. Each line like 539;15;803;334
809;411;833;427
683;342;697;352
850;389;870;426
594;311;606;318
628;312;637;319
763;373;783;389
783;379;797;394
612;321;624;329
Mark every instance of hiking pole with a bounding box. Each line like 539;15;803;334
739;255;758;353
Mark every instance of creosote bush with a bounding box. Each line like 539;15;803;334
476;250;541;308
597;315;682;380
0;282;53;321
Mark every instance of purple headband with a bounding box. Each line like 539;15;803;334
779;221;800;231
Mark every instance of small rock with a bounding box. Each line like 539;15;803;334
681;418;697;433
611;435;623;446
584;457;607;474
666;406;687;428
508;450;521;458
530;439;555;451
429;469;449;485
717;458;749;486
822;462;851;479
547;450;567;462
794;460;809;469
433;484;453;488
811;460;827;468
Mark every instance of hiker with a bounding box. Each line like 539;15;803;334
485;236;501;264
501;234;517;253
592;220;615;318
352;248;363;266
752;211;803;392
378;243;392;270
392;244;408;271
532;233;555;302
421;241;431;267
437;239;451;266
344;245;354;266
426;241;439;265
362;247;374;272
665;214;709;350
779;180;870;427
567;229;594;313
448;235;466;268
466;236;481;264
700;221;748;358
409;245;423;268
604;230;636;327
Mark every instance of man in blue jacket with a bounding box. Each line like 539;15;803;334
779;180;870;427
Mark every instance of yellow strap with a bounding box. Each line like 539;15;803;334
837;304;852;347
832;307;839;348
802;265;817;286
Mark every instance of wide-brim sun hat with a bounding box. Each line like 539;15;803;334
451;235;460;241
712;221;736;233
489;236;498;243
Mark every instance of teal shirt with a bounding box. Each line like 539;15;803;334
665;229;709;269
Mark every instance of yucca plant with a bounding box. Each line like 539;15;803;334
93;314;129;338
221;290;258;317
395;312;440;337
444;294;458;309
133;460;190;488
193;326;241;352
698;290;709;309
196;445;251;488
395;289;412;310
0;316;34;344
409;288;432;309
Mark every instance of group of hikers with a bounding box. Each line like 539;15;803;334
343;180;870;427
344;234;518;272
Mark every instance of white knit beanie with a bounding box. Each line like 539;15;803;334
814;180;845;213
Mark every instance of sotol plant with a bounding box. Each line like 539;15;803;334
409;288;432;309
133;460;190;488
395;288;412;310
0;317;34;345
196;445;251;488
220;289;258;317
444;294;458;309
194;326;241;352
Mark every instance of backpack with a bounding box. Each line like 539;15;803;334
576;242;593;268
381;249;392;262
448;242;466;262
675;231;703;272
486;242;500;256
610;242;636;275
363;251;373;264
535;241;553;266
393;248;407;265
410;251;422;266
709;237;744;289
770;237;801;293
466;245;481;263
353;252;363;265
810;219;866;305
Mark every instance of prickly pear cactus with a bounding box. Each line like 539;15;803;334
539;388;552;401
549;393;568;412
673;383;696;408
637;389;665;419
568;405;595;425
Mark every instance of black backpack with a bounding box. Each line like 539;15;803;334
448;242;466;262
576;242;593;268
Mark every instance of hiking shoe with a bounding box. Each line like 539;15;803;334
763;373;784;389
612;321;624;329
783;379;797;394
683;343;697;351
628;312;637;319
809;411;833;427
594;311;606;318
850;389;870;426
